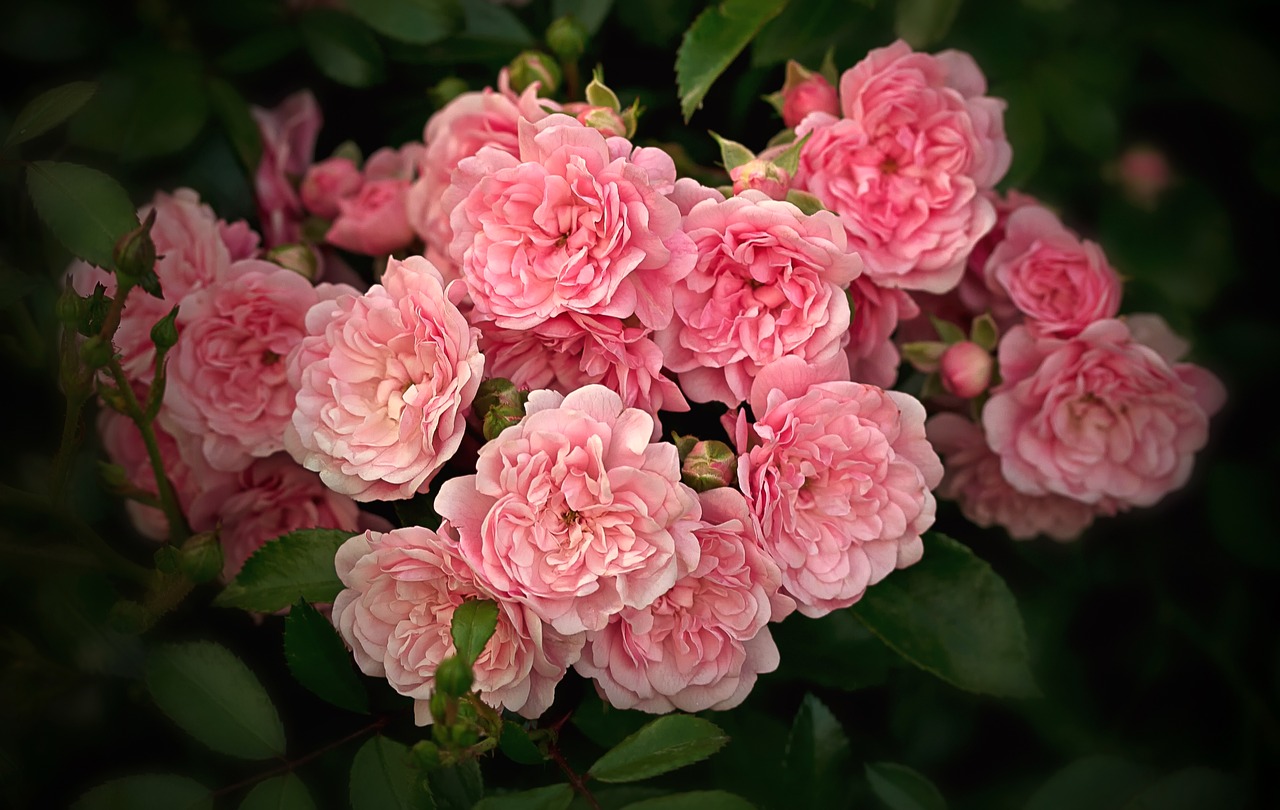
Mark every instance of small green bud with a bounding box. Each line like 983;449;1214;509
179;531;224;583
450;724;479;748
429;690;450;725
266;243;320;280
55;285;85;328
507;51;561;95
154;545;181;574
680;440;737;492
431;77;471;108
98;461;130;490
435;655;474;697
546;16;587;63
672;432;699;463
150;306;180;351
474;378;529;441
113;209;158;290
79;335;114;369
412;740;442;769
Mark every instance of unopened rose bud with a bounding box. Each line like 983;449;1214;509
79;335;113;369
55;285;85;328
780;61;838;129
301;156;363;219
114;209;158;291
412;740;441;769
474;378;529;441
435;655;473;697
730;159;791;200
546;16;587;63
939;340;994;399
681;440;738;492
179;530;224;583
266;243;320;280
564;103;627;137
507;51;561;95
429;690;450;725
150;306;179;351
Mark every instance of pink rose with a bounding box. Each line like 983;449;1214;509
736;357;943;617
983;320;1217;507
325;179;416;257
1116;145;1172;209
362;144;423;181
846;275;920;388
480;313;688;420
728;160;790;200
446;115;696;331
984;205;1122;337
435;386;702;635
782;70;839;130
938;340;993;399
163;261;320;472
574;488;793;713
793;41;1011;293
656;191;861;406
927;413;1102;541
301;157;363;219
252;90;321;247
286;256;484;501
332;525;583;723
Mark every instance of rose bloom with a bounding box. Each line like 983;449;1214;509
188;454;362;580
252;90;321;247
163;261;320;472
656;191;861;406
406;71;558;280
984;205;1122;337
301;156;363;219
325;179;416;257
983;319;1219;508
480;313;687;419
332;525;583;724
736;357;943;617
435;385;702;635
286;256;484;501
927;413;1103;541
793;40;1011;293
846;274;920;388
575;488;793;714
446;114;696;331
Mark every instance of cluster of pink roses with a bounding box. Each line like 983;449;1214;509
84;38;1219;720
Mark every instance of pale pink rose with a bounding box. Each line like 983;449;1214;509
301;157;363;219
983;320;1216;507
656;191;861;406
1121;313;1226;423
669;178;724;216
406;72;558;282
163;261;320;472
332;525;583;723
362;144;424;181
783;72;839;129
480;313;688;419
252;90;321;247
846;274;920;388
793;41;1011;293
286;256;484;501
325;179;416;257
938;340;993;399
435;386;702;635
575;488;793;713
984;205;1121;337
958;190;1040;323
187;454;361;580
927;413;1102;541
219;219;262;262
446;115;696;331
736;356;943;617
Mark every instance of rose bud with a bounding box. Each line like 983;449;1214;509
681;440;738;492
507;50;561;94
939;340;994;399
473;378;529;441
563;103;628;138
300;156;363;219
265;242;320;280
730;159;791;200
780;60;838;129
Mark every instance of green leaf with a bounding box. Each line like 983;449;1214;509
1025;756;1152;810
145;642;286;759
1120;768;1245;810
852;533;1037;698
26;161;139;270
240;774;317;810
350;736;432;810
284;600;369;713
215;528;355;613
551;0;614;35
475;784;574;810
73;775;211;810
894;0;963;48
5;81;97;147
346;0;463;45
675;0;790;121
450;598;499;667
589;715;730;784
865;762;946;810
302;10;387;88
782;694;852;809
218;28;304;74
621;791;756;810
773;609;892;690
499;720;546;765
207;78;263;174
67;57;210;161
427;760;483;810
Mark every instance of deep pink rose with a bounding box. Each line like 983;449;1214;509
480;313;687;419
983;205;1121;337
163;261;320;471
793;41;1011;293
983;320;1217;507
252;90;321;247
736;357;943;617
286;256;484;501
435;386;702;635
446;115;696;331
656;191;861;406
846;274;920;388
927;413;1102;541
782;71;839;129
332;525;583;723
301;157;363;219
325;179;416;257
574;488;793;713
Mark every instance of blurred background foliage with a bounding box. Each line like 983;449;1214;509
1;0;1277;808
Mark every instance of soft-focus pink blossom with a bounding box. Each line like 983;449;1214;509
446;115;696;331
793;40;1011;293
435;386;702;635
1117;145;1172;209
657;190;861;406
927;413;1103;541
983;320;1217;507
301;157;363;219
736;357;943;617
252;91;321;246
286;256;484;501
332;525;583;723
325;179;416;257
846;274;920;388
575;488;792;713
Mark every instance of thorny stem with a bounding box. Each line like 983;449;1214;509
545;709;600;810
